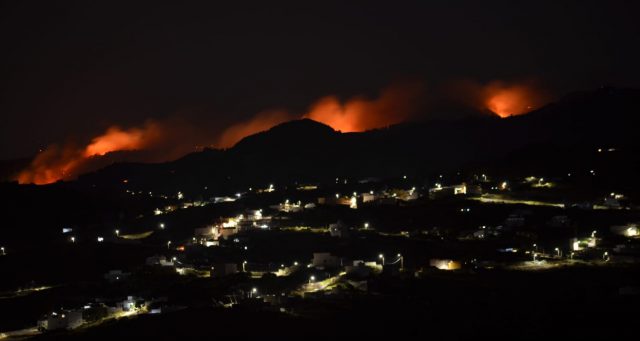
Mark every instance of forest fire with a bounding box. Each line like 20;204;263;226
15;81;542;185
84;124;161;157
482;82;541;118
217;82;424;147
17;122;162;185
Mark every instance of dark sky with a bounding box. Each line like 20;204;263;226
1;0;639;158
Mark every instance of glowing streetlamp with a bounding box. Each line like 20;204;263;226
167;240;172;249
159;223;165;229
250;287;257;298
242;260;247;272
555;247;561;257
397;253;404;270
309;275;315;284
378;254;385;266
364;222;369;229
115;229;119;237
1;247;5;255
603;251;610;261
70;236;76;243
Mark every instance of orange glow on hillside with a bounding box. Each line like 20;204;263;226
17;122;162;184
217;82;423;147
483;83;538;118
217;111;293;149
84;125;158;156
305;82;423;132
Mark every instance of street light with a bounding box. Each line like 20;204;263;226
591;230;597;238
1;247;5;255
378;254;385;266
115;229;119;237
309;275;315;284
603;251;610;261
242;260;247;272
159;223;165;229
364;222;369;229
397;253;404;270
70;236;76;243
555;247;561;257
250;287;257;298
167;240;172;249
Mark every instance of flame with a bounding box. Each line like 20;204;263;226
17;122;162;184
84;124;159;157
482;82;540;118
217;82;424;147
17;144;84;185
305;82;422;132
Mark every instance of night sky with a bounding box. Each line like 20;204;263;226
1;1;639;159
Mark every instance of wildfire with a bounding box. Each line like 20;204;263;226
482;82;540;118
17;122;162;185
217;82;424;147
84;125;160;157
217;110;292;149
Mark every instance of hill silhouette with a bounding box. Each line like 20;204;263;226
3;87;639;194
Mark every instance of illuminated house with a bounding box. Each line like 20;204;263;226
272;199;303;213
428;183;468;199
610;224;639;237
318;196;353;207
429;259;462;270
571;236;597;251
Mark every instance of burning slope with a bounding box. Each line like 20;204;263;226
18;122;163;184
15;80;547;185
482;82;541;118
217;82;424;147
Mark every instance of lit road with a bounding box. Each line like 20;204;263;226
468;195;564;208
0;286;54;300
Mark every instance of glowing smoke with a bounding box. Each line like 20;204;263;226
18;121;165;184
217;110;294;149
217;82;425;147
84;123;162;157
15;80;547;185
442;79;546;118
482;81;543;118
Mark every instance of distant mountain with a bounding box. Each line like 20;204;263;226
12;87;640;194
